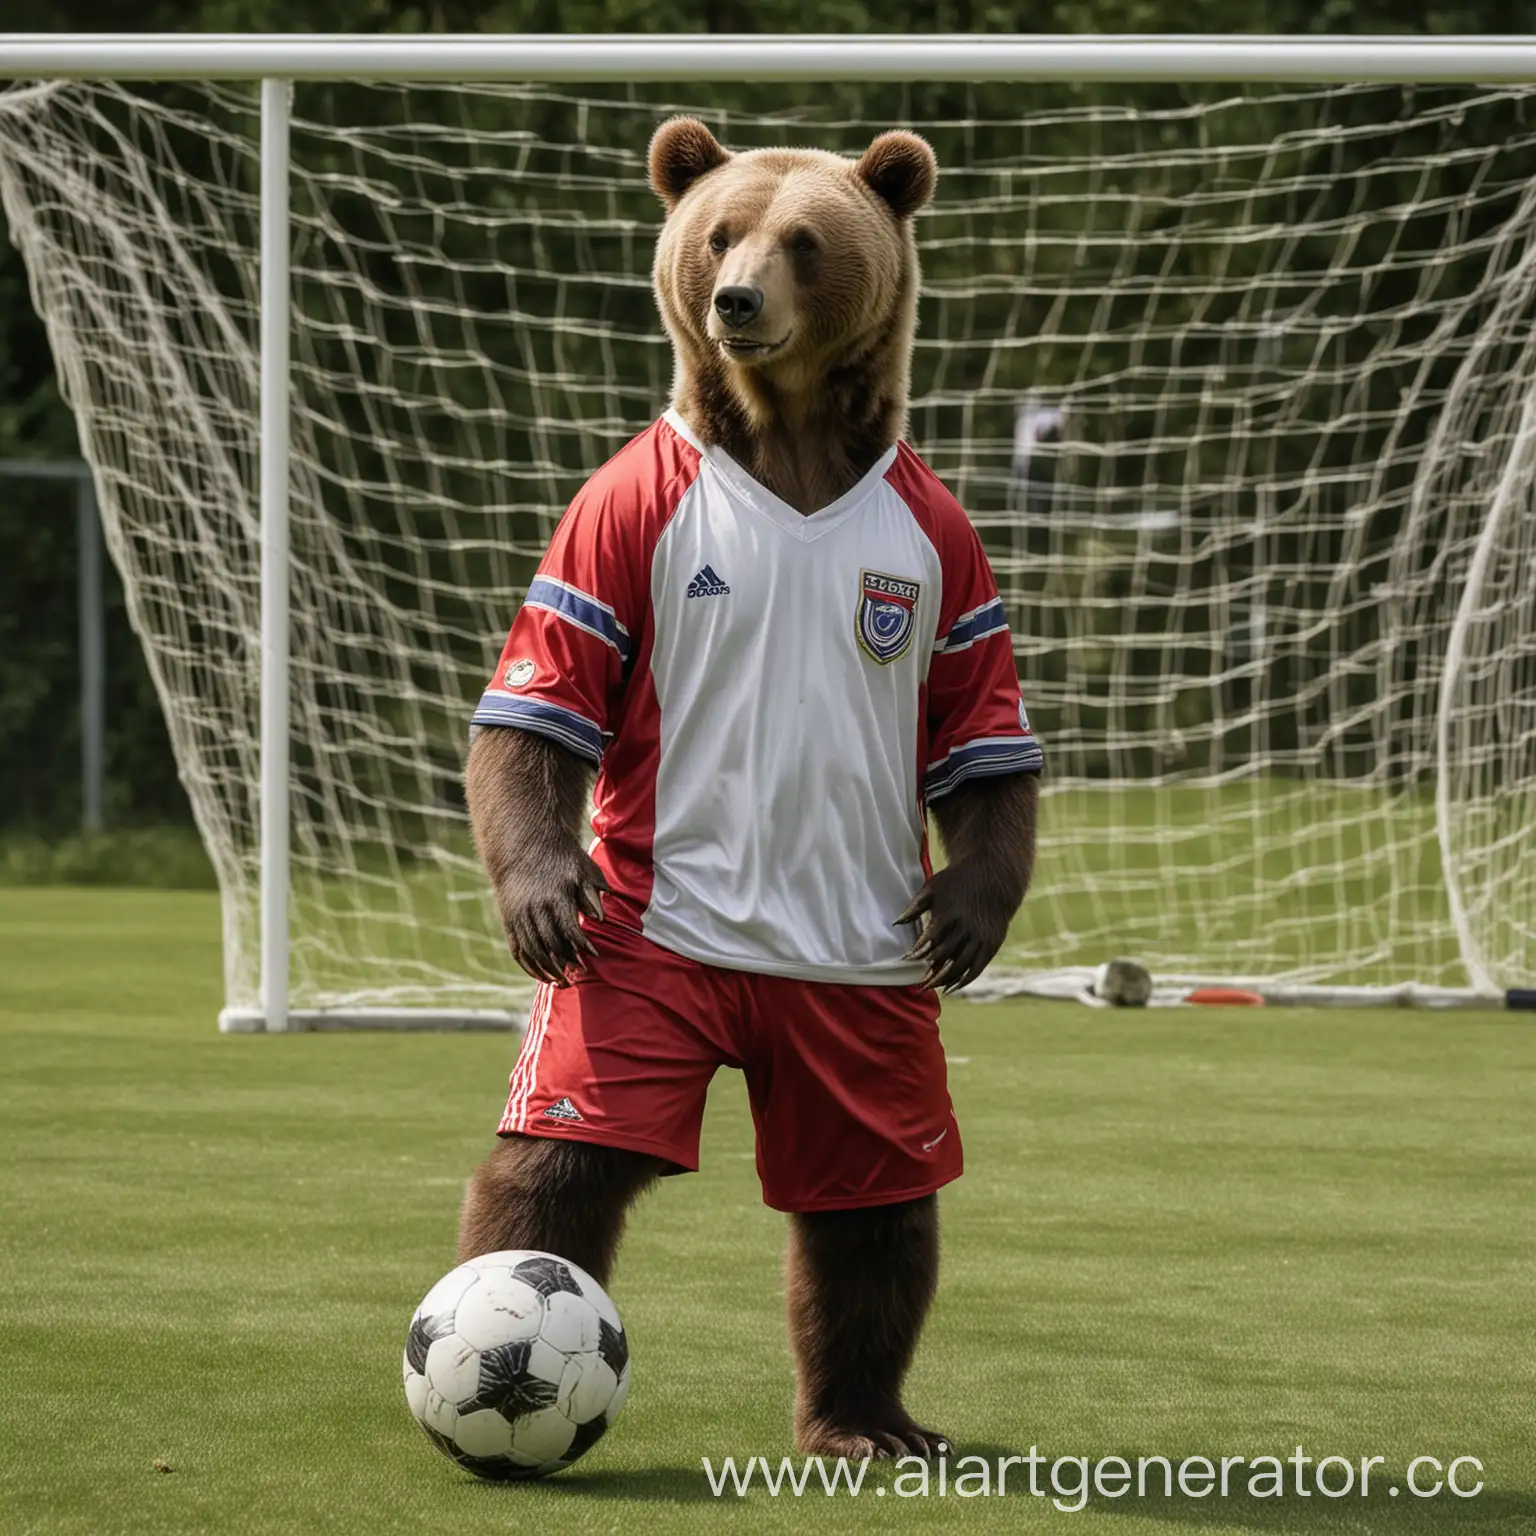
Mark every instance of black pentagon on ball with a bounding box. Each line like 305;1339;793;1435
417;1422;540;1482
562;1411;611;1463
596;1317;628;1377
449;1446;544;1483
405;1308;457;1375
511;1254;583;1298
462;1339;559;1418
419;1423;458;1460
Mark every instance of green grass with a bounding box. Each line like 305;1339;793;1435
2;887;1534;1534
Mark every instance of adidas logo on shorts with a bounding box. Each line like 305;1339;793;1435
686;564;731;598
543;1096;583;1122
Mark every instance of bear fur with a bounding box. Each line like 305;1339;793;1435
459;118;1040;1460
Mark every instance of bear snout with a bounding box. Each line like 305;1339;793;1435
713;285;764;329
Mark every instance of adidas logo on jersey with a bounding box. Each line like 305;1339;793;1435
543;1096;583;1122
686;564;731;598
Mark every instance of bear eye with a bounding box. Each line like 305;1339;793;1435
709;231;729;254
790;232;818;256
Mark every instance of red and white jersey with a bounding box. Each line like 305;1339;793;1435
474;410;1042;985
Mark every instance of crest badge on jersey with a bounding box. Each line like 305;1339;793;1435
855;570;922;665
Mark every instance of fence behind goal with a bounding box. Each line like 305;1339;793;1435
0;38;1533;1024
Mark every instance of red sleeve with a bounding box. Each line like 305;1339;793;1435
890;444;1043;801
471;423;696;763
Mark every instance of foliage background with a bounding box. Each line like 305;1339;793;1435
0;0;1522;844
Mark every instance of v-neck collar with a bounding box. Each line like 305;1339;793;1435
663;409;897;541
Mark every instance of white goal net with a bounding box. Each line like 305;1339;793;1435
1;70;1533;1018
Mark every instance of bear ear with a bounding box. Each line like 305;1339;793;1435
855;131;938;220
649;117;732;210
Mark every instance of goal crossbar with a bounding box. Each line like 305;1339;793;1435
5;34;1536;83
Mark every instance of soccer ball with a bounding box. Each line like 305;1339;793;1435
1092;957;1154;1007
403;1249;630;1480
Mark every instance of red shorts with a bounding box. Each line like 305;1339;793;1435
496;921;962;1213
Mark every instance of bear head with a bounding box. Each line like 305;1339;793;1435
648;117;937;514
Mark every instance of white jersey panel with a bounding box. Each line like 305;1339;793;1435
640;436;941;983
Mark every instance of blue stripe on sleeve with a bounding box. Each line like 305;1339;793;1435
524;576;632;663
934;596;1008;655
470;694;605;765
924;734;1044;800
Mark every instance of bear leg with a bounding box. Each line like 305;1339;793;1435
456;1135;662;1286
787;1194;950;1460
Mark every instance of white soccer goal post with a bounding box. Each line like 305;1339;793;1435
1;34;1534;1029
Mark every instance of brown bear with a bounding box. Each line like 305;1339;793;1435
457;117;1041;1462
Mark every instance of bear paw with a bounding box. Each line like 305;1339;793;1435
796;1410;951;1461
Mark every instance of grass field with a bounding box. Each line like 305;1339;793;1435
2;886;1533;1535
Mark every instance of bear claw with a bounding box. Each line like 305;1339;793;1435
797;1414;952;1462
